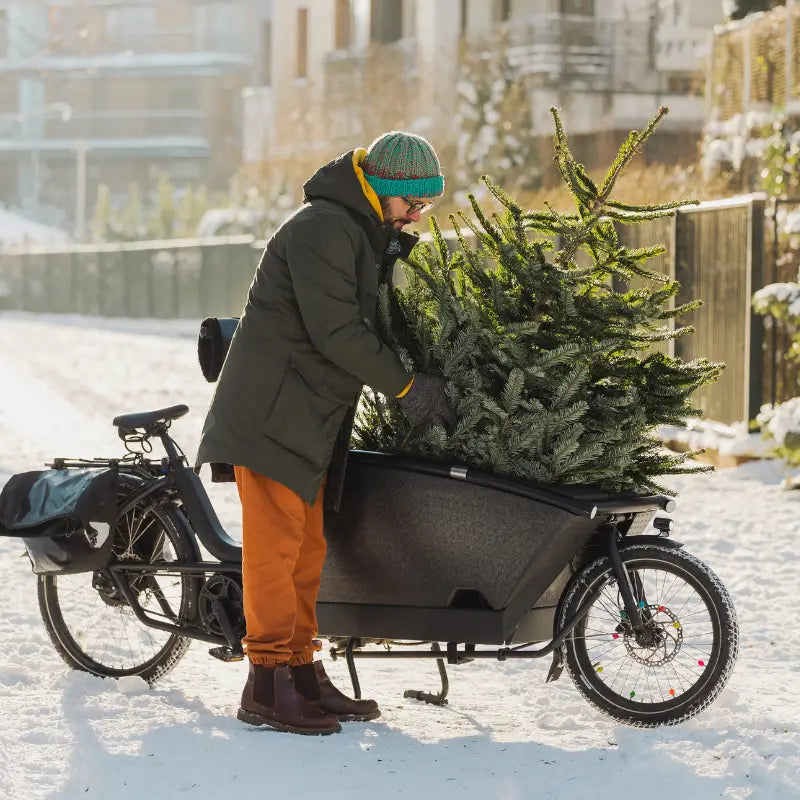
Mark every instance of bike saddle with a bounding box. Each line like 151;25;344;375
112;404;189;432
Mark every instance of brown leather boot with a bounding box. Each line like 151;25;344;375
292;661;381;722
237;663;341;735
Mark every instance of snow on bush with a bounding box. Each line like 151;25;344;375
782;209;800;235
757;399;800;464
753;281;800;321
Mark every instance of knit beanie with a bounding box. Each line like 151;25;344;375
361;131;445;198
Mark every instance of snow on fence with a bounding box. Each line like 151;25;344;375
0;196;769;424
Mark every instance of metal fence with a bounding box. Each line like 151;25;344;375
0;195;772;424
0;236;259;320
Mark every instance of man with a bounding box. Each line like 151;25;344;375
196;131;455;735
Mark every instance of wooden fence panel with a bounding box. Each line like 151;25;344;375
673;197;765;424
616;215;675;357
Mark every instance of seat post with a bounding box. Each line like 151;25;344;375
156;425;184;467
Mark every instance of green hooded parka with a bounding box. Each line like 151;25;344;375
195;150;417;510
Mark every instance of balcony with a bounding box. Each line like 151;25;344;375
0;49;249;76
0;110;208;143
656;26;712;74
46;29;197;57
0;27;249;72
501;15;614;88
460;14;661;93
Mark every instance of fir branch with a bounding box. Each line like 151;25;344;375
482;175;523;219
550;364;589;410
598;106;669;198
664;299;703;318
606;198;698;214
502;368;525;412
550;107;595;214
467;193;505;245
600;208;680;223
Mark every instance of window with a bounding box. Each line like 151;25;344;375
0;10;7;59
370;0;403;43
494;0;511;22
0;70;15;112
667;74;693;95
560;0;595;15
260;20;272;85
335;0;351;50
297;8;308;79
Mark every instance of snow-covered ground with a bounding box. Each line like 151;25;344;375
0;311;798;800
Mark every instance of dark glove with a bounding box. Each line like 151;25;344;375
397;373;456;428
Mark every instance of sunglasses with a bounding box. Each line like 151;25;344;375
402;197;434;214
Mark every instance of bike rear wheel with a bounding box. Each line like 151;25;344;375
38;481;195;684
557;543;738;727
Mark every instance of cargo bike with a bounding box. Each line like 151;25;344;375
0;396;738;728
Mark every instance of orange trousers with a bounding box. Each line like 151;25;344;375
233;466;326;666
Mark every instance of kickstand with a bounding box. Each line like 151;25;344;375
345;637;362;700
545;647;564;683
403;642;449;706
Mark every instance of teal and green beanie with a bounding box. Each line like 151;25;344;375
362;131;445;198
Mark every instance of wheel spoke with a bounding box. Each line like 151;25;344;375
42;497;190;676
564;548;734;721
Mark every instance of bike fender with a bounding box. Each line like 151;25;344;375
170;504;203;562
621;535;683;550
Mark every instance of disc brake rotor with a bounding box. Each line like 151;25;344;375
622;604;683;666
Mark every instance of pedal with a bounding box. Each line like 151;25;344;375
208;646;245;662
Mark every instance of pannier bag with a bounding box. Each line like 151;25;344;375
198;316;239;383
0;467;119;575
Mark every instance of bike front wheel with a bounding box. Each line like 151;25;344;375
557;542;738;727
38;485;195;684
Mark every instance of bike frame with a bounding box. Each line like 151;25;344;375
56;419;681;701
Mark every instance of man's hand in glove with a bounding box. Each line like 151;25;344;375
396;373;456;428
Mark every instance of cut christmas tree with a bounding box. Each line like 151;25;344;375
354;107;723;495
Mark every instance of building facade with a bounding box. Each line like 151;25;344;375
0;0;271;234
244;0;725;195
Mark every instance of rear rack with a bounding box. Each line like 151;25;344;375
46;457;161;470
